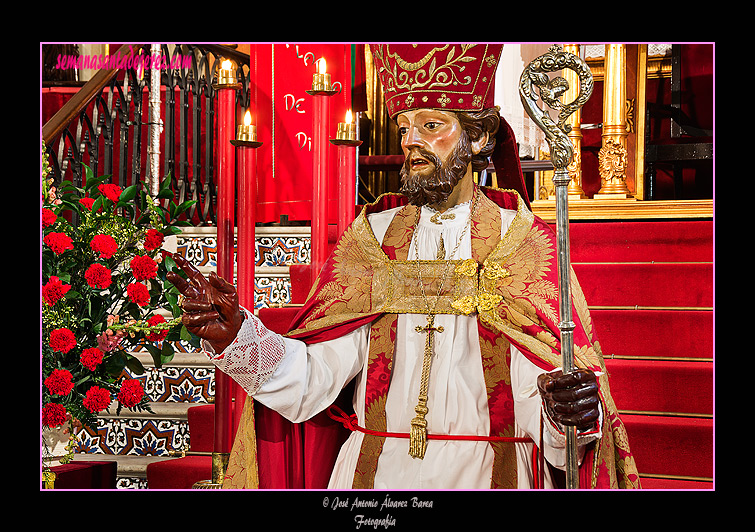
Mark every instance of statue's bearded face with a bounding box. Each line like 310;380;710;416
397;109;473;206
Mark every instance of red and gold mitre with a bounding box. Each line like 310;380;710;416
370;44;503;118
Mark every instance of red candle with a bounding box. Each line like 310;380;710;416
336;144;355;237
307;58;337;285
331;110;362;239
235;110;259;309
232;109;262;431
213;60;240;462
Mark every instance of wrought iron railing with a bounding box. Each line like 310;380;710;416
42;44;252;226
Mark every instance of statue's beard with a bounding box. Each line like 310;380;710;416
399;133;472;206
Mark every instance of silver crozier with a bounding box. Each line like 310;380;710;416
519;44;594;489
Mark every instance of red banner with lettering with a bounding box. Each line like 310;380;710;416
249;43;354;224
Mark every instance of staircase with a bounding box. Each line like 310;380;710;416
570;219;714;489
71;218;714;489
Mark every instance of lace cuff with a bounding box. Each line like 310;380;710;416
203;307;287;395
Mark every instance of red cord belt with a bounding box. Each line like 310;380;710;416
327;405;534;444
327;405;546;488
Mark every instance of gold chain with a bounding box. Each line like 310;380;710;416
408;187;480;459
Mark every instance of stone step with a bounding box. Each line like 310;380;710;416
73;401;197;489
72;348;217;488
125;351;215;403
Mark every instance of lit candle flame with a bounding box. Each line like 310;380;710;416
345;109;353;124
222;59;232;70
317;57;327;75
244;109;252;126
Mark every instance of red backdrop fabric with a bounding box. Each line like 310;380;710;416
251;43;354;224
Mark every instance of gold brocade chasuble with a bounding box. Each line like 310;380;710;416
223;187;641;489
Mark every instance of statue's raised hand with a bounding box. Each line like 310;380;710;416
166;254;244;353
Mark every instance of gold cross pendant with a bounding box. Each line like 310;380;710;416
414;315;444;336
409;315;443;459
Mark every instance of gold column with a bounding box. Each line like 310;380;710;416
562;43;586;199
596;44;631;198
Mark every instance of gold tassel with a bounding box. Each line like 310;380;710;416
436;234;445;260
409;401;429;459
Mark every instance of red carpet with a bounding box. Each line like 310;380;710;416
569;219;713;489
576;262;712;308
592;309;712;359
567;220;713;263
621;415;713;479
605;358;712;415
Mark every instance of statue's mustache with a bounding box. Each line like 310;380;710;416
398;135;472;206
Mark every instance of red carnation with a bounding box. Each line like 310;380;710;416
43;232;73;255
90;234;118;259
98;183;122;203
130;254;158;280
42;208;57;228
42;402;68;428
83;386;111;413
84;263;112;289
80;347;104;371
79;197;96;211
44;369;74;396
143;229;164;251
145;314;169;342
42;276;71;306
49;328;76;353
117;379;145;408
127;282;150;307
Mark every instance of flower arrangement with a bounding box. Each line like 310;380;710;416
41;143;197;463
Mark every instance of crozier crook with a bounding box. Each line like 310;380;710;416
519;44;593;489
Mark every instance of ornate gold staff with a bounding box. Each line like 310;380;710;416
519;44;593;489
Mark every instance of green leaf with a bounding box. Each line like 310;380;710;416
83;163;94;185
157;186;174;199
171;200;197;220
125;353;146;376
144;344;162;368
104;350;128;376
159;173;174;195
74;374;92;387
164;254;177;271
180;325;202;349
120;184;140;203
84;173;109;192
91;195;105;214
160;342;175;365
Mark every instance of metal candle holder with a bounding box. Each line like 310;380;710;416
306;57;339;96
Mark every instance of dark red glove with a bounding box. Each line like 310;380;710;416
537;368;600;431
166;254;244;353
